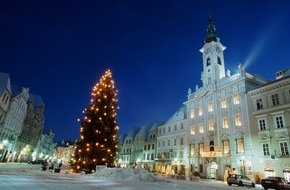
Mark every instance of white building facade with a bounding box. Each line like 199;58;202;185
116;16;290;182
1;86;29;162
248;71;290;181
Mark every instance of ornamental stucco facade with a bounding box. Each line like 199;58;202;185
248;72;290;180
116;16;290;181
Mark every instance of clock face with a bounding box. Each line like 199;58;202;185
205;48;210;54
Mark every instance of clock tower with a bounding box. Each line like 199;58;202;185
200;15;226;88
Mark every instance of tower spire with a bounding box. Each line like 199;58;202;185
205;13;219;43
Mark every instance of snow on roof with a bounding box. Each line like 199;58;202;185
165;105;187;124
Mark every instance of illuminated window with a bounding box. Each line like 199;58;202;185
233;93;239;105
262;143;270;156
221;98;227;108
208;102;213;112
237;139;244;153
190;144;195;156
199;123;204;133
235;114;242;126
209;140;214;151
190;109;195;118
199;106;203;116
258;119;266;131
191;124;195;135
223;117;228;128
223;140;230;154
271;94;280;106
209;120;214;131
199;143;204;155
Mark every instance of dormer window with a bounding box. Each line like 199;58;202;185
206;58;211;66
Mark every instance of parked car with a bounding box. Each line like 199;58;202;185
261;176;290;190
227;174;255;187
28;160;44;165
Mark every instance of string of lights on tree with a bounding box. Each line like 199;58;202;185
70;69;119;173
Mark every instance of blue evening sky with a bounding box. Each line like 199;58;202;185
1;0;290;141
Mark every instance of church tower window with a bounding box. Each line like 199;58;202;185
218;57;221;65
206;57;211;66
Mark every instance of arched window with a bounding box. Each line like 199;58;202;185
218;57;221;65
207;58;211;66
210;140;214;151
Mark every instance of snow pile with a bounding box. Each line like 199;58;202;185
93;167;156;182
0;163;41;172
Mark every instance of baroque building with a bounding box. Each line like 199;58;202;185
184;16;269;179
116;16;290;181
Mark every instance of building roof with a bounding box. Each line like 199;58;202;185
136;123;152;141
125;127;140;142
165;105;187;124
28;94;44;107
0;72;12;95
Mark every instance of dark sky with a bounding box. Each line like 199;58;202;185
1;0;290;141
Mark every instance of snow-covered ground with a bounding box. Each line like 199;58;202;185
0;163;260;190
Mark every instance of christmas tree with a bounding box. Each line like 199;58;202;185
71;69;119;173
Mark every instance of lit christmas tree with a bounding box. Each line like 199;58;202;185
71;69;119;173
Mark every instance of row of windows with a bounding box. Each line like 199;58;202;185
206;57;222;67
257;115;285;131
149;134;156;139
255;92;290;111
144;144;155;150
189;94;240;118
123;148;131;153
121;140;290;162
157;150;184;159
158;123;184;134
143;153;154;160
158;138;184;147
262;142;289;156
191;139;244;155
190;114;242;134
